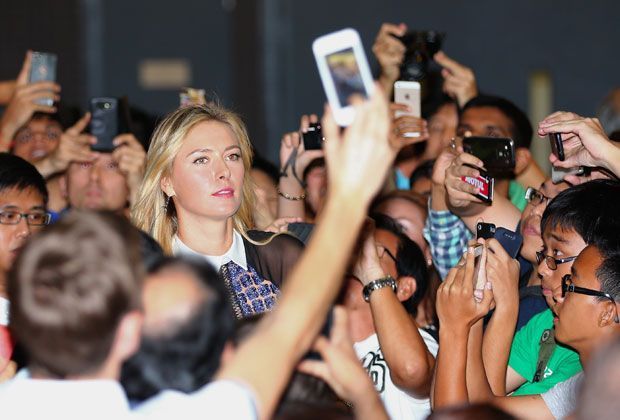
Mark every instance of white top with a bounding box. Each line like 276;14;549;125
541;372;584;419
172;230;248;271
354;330;439;420
0;296;9;326
0;373;258;420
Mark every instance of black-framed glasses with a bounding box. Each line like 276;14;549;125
562;274;619;323
377;244;397;263
0;210;51;226
525;187;551;206
536;251;577;270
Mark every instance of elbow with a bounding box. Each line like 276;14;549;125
390;360;433;398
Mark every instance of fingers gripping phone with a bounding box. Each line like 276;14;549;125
313;28;375;126
394;80;421;137
462;136;515;177
29;51;57;107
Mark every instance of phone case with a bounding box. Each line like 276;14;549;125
394;81;421;118
90;98;119;152
494;227;523;259
476;222;496;240
462;136;515;177
312;28;375;126
549;133;565;161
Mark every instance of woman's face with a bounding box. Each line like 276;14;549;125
165;121;245;223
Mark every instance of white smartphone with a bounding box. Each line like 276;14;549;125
313;28;375;126
394;80;421;137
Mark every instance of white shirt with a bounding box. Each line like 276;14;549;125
0;297;9;326
172;230;248;271
541;372;584;419
354;330;439;420
0;374;257;420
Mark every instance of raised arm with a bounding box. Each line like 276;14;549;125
217;88;397;419
354;224;434;398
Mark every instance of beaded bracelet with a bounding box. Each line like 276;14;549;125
277;187;306;201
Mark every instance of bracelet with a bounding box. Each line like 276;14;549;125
277;187;306;201
362;276;397;302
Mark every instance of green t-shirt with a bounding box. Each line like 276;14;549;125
508;181;528;212
508;309;583;396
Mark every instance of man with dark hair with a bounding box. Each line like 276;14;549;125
0;153;50;377
121;257;235;404
342;213;437;419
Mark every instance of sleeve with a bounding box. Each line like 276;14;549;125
246;231;305;288
423;200;473;280
541;373;583;419
508;310;543;381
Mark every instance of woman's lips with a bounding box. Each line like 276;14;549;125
212;188;234;198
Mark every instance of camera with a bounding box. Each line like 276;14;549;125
302;122;324;150
395;30;445;82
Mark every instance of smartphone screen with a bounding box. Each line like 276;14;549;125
325;47;368;108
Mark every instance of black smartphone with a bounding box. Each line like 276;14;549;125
302;122;324;150
494;227;523;259
462;136;515;177
29;51;57;107
548;133;565;161
89;97;131;152
476;222;496;240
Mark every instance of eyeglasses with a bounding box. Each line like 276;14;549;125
0;211;51;226
525;187;551;206
562;274;619;323
14;129;62;145
536;251;577;270
376;244;397;263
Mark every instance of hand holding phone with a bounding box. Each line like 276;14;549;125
477;222;522;259
313;28;375;126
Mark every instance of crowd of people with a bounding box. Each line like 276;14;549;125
0;21;619;420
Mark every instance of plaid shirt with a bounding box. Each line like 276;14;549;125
423;200;473;280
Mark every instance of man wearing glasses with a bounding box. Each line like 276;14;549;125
480;180;620;399
0;153;50;379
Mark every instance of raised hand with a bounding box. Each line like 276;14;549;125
372;23;407;95
112;133;147;205
434;51;477;108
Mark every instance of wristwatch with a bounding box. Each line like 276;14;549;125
362;276;397;302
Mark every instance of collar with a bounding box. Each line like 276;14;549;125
172;230;248;271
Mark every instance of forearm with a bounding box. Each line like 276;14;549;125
351;387;389;420
465;320;496;402
0;119;16;152
218;191;367;419
430;184;448;211
433;326;469;408
602;142;620;178
0;81;15;105
482;306;518;396
456;195;521;233
370;288;434;397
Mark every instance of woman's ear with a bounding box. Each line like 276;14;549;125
160;176;175;197
514;148;532;175
396;276;418;302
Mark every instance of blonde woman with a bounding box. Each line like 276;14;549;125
132;104;303;318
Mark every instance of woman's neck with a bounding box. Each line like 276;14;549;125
177;214;234;256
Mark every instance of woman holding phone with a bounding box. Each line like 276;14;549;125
132;104;303;318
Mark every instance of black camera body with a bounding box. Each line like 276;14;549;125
302;122;324;150
396;30;445;82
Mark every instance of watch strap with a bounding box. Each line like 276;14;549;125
362;276;397;302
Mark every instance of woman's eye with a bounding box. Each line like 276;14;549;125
193;157;208;164
227;153;240;161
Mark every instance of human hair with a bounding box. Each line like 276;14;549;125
0;153;48;205
409;159;435;189
541;179;620;250
422;93;456;120
7;211;142;377
131;104;256;254
595;244;620;303
461;95;533;149
252;153;279;184
371;189;428;216
370;212;429;316
121;256;235;403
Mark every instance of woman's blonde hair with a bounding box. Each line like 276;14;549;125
131;104;255;254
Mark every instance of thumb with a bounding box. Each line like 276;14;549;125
16;50;32;85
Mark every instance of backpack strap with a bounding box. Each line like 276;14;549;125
533;328;556;382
